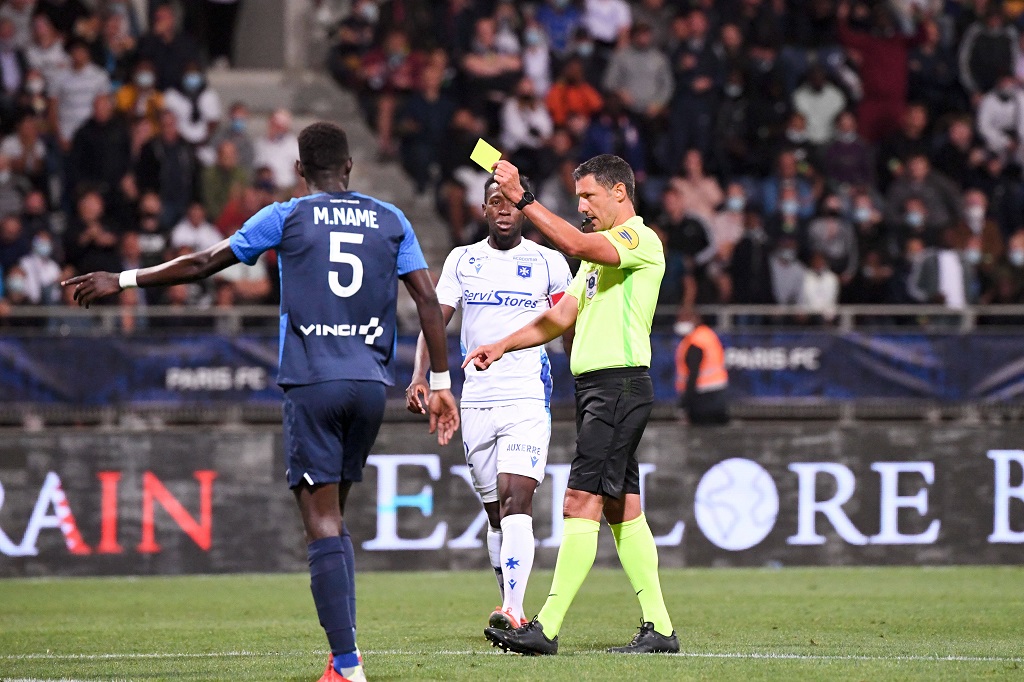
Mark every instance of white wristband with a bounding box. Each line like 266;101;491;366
118;269;138;289
429;370;451;391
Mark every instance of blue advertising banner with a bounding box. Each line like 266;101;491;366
1;332;1023;405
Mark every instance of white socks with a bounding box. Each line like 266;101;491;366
487;525;504;599
499;514;536;622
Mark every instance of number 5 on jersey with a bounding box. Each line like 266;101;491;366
330;231;363;297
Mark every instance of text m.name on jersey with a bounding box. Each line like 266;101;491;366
314;206;379;228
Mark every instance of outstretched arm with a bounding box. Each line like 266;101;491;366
402;268;459;444
463;292;579;371
62;238;240;307
491;160;621;266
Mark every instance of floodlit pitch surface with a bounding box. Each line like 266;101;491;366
1;567;1022;681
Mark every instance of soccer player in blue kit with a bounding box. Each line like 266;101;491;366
63;122;460;682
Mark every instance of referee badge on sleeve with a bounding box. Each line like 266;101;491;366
585;270;598;299
611;226;640;250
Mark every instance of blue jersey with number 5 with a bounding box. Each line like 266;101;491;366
229;191;428;387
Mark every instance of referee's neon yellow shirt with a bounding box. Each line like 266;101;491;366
566;216;666;376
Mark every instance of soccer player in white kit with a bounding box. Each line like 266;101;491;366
407;175;573;632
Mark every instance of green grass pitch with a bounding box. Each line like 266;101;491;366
1;567;1022;681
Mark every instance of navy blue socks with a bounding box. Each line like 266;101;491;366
307;537;358;669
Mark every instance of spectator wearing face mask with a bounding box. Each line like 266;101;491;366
906;228;976;308
521;18;552;97
136;4;201;91
885;153;962;237
16;230;60;304
712;67;758;179
163;62;222;166
769;236;808;306
536;0;583;57
977;74;1024;165
2;263;30;310
982;229;1024;305
500;76;553;181
115;60;164;128
209;101;255;170
952;189;1005;271
712;183;747;264
807;193;859;286
766;183;810;246
762;149;817;221
849;190;893;260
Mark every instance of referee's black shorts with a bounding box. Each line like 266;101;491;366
567;367;654;499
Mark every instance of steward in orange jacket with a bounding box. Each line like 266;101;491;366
675;313;729;425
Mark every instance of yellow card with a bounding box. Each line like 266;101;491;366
470;138;502;171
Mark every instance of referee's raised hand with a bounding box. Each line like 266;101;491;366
491;160;525;204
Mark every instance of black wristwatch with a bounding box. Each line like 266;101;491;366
514;192;535;210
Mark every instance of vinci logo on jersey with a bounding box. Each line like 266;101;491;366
300;317;384;343
464;290;541;308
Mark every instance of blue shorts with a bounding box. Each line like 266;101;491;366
282;379;387;489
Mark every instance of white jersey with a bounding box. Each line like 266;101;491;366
436;238;572;407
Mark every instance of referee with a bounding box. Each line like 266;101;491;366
464;155;677;655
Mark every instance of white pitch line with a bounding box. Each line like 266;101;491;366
3;650;1022;664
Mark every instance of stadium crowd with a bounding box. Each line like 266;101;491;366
0;0;288;328
329;0;1024;322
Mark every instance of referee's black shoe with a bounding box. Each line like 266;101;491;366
484;618;558;655
608;621;680;654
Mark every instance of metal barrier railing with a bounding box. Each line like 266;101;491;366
4;304;1024;334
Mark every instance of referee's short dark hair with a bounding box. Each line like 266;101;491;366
484;173;533;198
298;122;350;173
574;154;635;205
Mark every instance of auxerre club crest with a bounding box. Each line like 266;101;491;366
517;264;532;279
612;226;640;250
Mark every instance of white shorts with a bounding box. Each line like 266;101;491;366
461;402;550;504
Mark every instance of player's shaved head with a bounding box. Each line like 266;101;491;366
298;122;350;174
484;173;533;199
